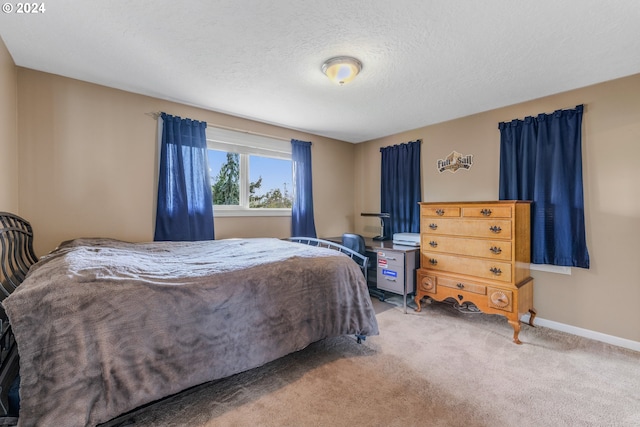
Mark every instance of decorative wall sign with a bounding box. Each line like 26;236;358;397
437;150;473;173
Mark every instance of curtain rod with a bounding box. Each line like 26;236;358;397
146;111;291;142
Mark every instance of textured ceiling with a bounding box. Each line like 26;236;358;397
1;0;640;143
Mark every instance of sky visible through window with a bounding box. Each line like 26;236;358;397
207;150;292;197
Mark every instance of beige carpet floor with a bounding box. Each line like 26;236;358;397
103;297;640;427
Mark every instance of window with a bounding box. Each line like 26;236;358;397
206;127;292;217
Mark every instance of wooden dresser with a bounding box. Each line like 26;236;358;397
414;201;536;344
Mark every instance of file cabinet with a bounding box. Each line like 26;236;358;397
376;247;418;296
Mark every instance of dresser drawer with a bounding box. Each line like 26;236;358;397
462;206;512;218
437;276;486;295
421;218;513;239
422;235;512;261
487;287;513;312
421;206;460;217
416;270;436;294
422;252;512;283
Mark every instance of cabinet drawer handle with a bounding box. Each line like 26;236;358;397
456;283;464;289
489;225;502;233
490;246;502;255
429;223;438;230
489;267;502;276
429;240;438;248
429;258;438;265
480;208;492;216
435;209;445;216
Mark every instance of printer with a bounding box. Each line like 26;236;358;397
392;232;420;247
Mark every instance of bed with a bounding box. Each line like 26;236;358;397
0;214;379;426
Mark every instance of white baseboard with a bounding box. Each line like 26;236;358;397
520;313;640;352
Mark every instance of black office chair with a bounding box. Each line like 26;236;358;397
341;233;367;280
341;233;366;258
342;233;386;301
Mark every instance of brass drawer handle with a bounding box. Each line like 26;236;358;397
480;209;492;216
429;240;438;248
429;258;438;265
489;225;502;233
489;267;502;276
435;209;445;216
429;223;438;230
490;246;502;255
456;283;464;289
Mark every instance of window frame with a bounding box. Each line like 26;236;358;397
206;127;292;218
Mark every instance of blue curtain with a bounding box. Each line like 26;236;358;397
154;113;215;241
499;105;589;268
380;140;422;237
291;139;317;237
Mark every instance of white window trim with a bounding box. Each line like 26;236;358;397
214;208;292;218
529;263;572;275
206;127;292;217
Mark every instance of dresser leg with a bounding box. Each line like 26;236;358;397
508;320;522;345
414;294;423;312
528;308;537;326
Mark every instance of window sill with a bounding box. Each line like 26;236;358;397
214;208;292;218
530;263;572;275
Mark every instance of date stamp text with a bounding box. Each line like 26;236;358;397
2;3;46;13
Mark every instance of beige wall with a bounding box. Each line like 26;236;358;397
6;50;640;343
355;73;640;342
16;69;355;256
0;36;18;212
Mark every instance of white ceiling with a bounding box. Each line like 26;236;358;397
2;0;640;143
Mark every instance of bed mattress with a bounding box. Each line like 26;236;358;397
3;237;379;426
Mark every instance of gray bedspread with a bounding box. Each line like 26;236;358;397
3;237;379;426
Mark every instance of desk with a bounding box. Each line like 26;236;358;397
325;237;420;313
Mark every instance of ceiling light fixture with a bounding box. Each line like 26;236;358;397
321;56;362;85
